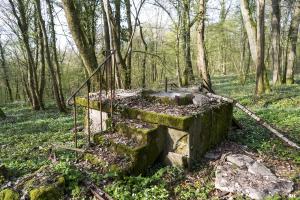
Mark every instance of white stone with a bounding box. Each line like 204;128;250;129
215;154;294;200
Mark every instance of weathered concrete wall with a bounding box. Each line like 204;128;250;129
85;109;108;135
189;103;233;166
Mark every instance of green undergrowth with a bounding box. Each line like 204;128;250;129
214;74;300;164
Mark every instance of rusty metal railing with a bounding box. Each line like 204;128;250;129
67;50;116;148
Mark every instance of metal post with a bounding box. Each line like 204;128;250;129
73;96;78;153
87;80;91;146
110;52;113;119
165;77;168;92
99;69;103;132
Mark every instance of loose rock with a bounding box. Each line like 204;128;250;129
215;154;294;199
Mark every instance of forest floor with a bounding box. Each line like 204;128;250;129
0;74;299;199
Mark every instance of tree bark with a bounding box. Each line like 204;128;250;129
38;24;46;109
271;0;282;85
182;0;194;86
256;0;266;95
62;0;98;77
35;0;66;112
9;0;41;110
0;40;13;102
46;0;65;107
125;0;133;89
240;0;258;64
197;0;212;91
139;21;148;88
286;1;300;84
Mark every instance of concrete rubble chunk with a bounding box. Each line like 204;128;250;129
226;154;254;167
215;154;294;200
192;94;211;106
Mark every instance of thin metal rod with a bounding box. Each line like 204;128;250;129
110;55;113;119
67;51;115;106
87;80;91;146
73;96;78;151
99;69;103;132
105;57;108;97
165;77;168;92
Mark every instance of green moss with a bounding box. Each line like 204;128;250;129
0;189;19;200
75;97;111;112
121;108;193;131
114;122;158;143
0;108;5;119
29;176;65;200
0;165;8;185
83;153;125;174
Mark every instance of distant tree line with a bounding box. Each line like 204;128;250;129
0;0;299;110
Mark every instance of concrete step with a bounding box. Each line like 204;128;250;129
92;129;165;174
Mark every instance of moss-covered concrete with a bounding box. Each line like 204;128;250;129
0;189;19;200
114;122;158;143
29;176;65;200
0;165;7;185
0;108;5;119
92;126;167;175
83;153;131;174
188;102;233;167
77;93;233;171
76;97;193;130
121;108;194;131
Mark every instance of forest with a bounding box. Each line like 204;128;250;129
0;0;299;199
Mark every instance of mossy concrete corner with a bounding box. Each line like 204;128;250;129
0;108;5;119
0;189;19;200
29;176;65;200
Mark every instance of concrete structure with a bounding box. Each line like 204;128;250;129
75;90;233;174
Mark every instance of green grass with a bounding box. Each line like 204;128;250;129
0;75;299;199
214;74;300;164
0;103;76;176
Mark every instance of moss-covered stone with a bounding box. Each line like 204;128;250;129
121;108;193;131
29;176;65;200
114;122;158;143
83;153;129;174
0;108;5;119
0;165;8;185
0;189;19;200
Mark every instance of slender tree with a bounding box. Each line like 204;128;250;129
286;0;300;84
0;39;13;102
271;0;281;85
240;0;270;95
35;0;66;112
197;0;212;90
61;0;99;78
9;0;41;110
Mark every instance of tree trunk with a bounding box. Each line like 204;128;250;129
62;0;98;77
240;0;258;64
125;0;133;89
38;24;46;109
182;0;194;86
9;0;41;110
286;1;300;84
139;21;148;88
35;0;66;112
256;0;266;95
0;40;13;102
271;0;281;85
46;0;65;108
197;0;212;91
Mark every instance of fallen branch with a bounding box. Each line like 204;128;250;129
83;181;114;200
206;92;300;150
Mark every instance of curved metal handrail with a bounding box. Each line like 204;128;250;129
66;50;115;106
